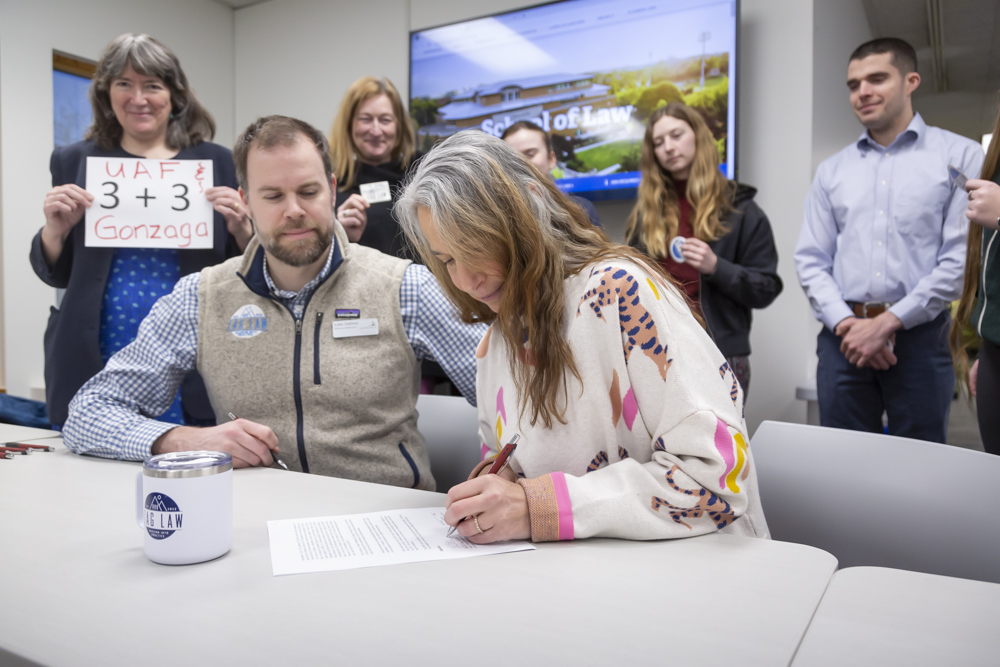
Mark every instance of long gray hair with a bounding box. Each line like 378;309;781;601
395;130;598;283
396;130;683;429
86;34;215;151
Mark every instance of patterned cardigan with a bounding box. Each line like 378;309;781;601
474;259;770;542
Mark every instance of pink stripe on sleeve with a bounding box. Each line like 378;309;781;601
549;472;575;541
714;417;735;490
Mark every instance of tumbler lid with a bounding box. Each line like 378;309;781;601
143;451;233;478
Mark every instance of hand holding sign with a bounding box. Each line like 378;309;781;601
85;157;214;249
205;185;252;250
40;184;95;265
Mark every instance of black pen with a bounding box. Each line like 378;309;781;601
228;412;288;470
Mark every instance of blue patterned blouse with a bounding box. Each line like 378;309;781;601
99;248;185;424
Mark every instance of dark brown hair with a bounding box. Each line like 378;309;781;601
850;38;918;75
86;33;215;151
500;120;554;154
233;116;333;192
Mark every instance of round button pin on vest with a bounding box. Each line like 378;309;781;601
135;451;233;565
669;236;687;263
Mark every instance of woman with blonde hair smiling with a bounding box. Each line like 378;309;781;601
626;103;781;397
329;76;417;257
396;130;769;543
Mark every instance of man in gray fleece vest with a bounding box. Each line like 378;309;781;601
62;116;486;491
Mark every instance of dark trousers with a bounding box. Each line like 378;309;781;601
975;339;1000;455
817;312;954;443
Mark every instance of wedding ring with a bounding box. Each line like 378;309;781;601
473;514;484;534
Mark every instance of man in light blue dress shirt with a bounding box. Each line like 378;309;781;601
795;38;984;443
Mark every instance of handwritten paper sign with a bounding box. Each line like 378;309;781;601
84;157;214;249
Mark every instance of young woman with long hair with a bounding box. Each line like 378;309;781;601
626;103;782;396
396;130;769;544
328;76;417;258
950;108;1000;455
31;33;249;428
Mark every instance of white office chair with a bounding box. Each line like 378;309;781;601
415;394;482;493
750;420;1000;584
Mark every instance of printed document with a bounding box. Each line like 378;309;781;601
267;507;535;576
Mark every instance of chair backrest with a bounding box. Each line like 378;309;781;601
751;420;1000;583
416;394;482;493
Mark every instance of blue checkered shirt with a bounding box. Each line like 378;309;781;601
62;252;487;461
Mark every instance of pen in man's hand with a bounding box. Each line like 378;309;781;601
228;412;288;471
447;434;520;537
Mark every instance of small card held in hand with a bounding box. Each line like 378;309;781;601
359;181;392;204
948;164;968;191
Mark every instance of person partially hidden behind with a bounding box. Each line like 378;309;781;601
62;116;487;490
500;120;601;227
795;38;984;442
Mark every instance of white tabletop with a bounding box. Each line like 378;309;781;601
793;566;1000;666
0;445;838;666
0;423;62;444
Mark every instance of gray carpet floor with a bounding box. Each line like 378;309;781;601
947;397;985;452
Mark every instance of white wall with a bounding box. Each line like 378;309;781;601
731;0;815;434
0;0;235;400
792;0;874;399
811;0;873;174
235;0;410;139
916;91;1000;145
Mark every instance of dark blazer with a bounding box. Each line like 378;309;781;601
629;183;783;358
30;140;241;425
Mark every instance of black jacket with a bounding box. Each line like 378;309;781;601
629;183;782;357
336;157;419;261
30;140;241;425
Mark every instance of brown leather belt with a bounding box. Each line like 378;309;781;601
848;301;893;318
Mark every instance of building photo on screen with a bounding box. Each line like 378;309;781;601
410;0;739;199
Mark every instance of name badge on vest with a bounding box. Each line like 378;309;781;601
359;181;391;204
332;319;379;339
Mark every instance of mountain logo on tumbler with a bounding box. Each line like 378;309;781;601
144;493;184;540
228;304;267;339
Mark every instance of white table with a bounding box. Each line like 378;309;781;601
0;443;838;666
793;566;1000;666
0;423;62;445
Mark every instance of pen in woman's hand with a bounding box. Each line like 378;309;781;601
228;412;288;471
447;434;520;537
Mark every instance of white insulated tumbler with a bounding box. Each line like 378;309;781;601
135;451;233;565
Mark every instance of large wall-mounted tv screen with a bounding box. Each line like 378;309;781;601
409;0;739;200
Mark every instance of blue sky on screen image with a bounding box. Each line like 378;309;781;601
410;0;737;191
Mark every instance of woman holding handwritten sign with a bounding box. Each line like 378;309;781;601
30;33;250;427
397;131;769;543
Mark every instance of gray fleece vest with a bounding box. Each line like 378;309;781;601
195;228;433;491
